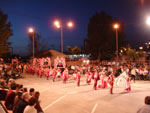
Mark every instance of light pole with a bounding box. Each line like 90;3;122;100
146;17;150;63
28;28;35;59
113;23;119;63
54;20;73;53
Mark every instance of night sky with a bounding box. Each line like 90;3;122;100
0;0;150;56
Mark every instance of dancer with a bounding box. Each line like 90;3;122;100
107;72;114;94
86;70;91;85
93;69;99;90
52;68;56;82
45;68;50;80
63;68;68;83
98;70;105;88
76;72;81;86
56;68;61;80
125;74;131;92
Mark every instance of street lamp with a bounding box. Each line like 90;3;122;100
28;28;35;59
139;47;143;50
113;23;119;63
54;20;73;53
146;16;150;26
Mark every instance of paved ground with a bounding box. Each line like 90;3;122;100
15;74;150;113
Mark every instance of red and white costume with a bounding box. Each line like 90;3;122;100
56;69;61;78
45;68;50;80
86;71;91;85
98;72;107;88
63;69;68;83
73;72;77;80
93;70;99;90
107;73;114;94
125;75;131;92
49;68;53;77
76;72;81;86
39;68;43;78
52;69;56;82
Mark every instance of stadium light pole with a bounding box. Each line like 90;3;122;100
28;28;35;59
113;23;119;63
54;20;73;53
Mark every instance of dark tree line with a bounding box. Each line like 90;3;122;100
0;10;13;57
84;11;127;60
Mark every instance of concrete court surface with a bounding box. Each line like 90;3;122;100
15;74;150;113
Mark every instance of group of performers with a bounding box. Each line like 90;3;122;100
25;64;132;94
85;68;131;94
23;57;136;94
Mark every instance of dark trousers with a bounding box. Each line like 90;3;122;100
130;74;135;82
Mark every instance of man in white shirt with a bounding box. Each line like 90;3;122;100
137;96;150;113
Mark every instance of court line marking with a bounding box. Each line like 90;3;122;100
91;103;98;113
40;87;51;93
24;85;36;88
67;91;78;95
43;95;66;111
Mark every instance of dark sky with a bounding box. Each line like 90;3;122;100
0;0;150;56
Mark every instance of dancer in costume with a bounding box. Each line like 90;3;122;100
93;69;99;90
86;70;91;85
107;72;114;94
76;72;81;86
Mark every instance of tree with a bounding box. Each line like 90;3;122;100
72;46;81;55
0;10;13;57
66;46;81;55
66;46;72;54
28;33;49;56
126;48;137;61
137;51;145;58
84;11;127;60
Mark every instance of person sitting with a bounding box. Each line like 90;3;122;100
5;83;17;110
23;87;28;92
24;97;37;113
137;96;150;113
0;80;8;89
13;92;31;113
13;89;23;111
33;91;44;113
29;88;35;96
3;70;10;83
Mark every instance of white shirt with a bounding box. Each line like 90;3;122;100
24;106;36;113
137;105;150;113
131;69;136;75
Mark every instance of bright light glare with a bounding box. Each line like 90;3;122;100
67;22;73;27
56;25;60;28
83;60;86;63
54;20;60;26
147;17;150;26
54;20;61;29
28;28;34;33
114;24;119;29
139;47;143;50
87;60;89;63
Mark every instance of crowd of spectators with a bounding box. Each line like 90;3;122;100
0;79;44;113
0;62;24;80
